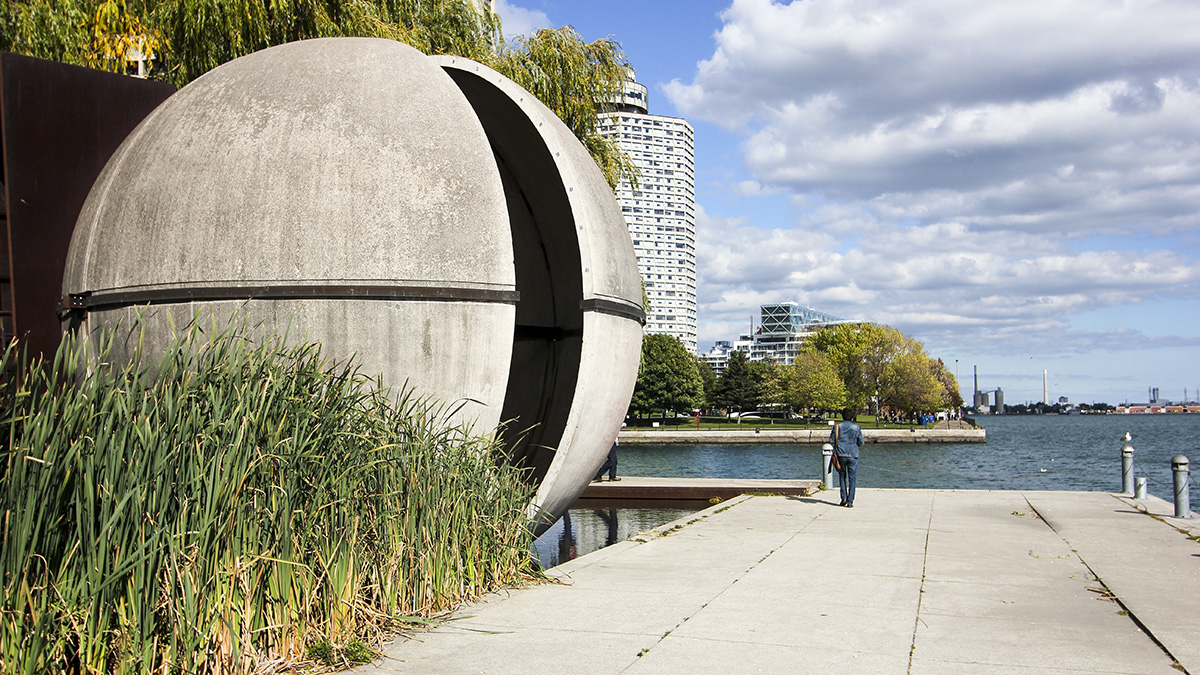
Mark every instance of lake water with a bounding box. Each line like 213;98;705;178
532;414;1200;568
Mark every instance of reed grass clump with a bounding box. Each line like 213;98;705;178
1;317;538;673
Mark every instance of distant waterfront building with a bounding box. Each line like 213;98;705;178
701;302;848;374
751;302;847;365
973;365;988;410
973;390;990;410
598;70;697;351
993;388;1005;413
701;336;753;375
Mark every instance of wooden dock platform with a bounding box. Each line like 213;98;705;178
580;476;820;501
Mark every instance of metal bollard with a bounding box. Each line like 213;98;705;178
1120;433;1135;494
1135;477;1147;499
1172;455;1191;518
822;443;834;487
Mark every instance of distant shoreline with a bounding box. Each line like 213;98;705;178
618;427;987;444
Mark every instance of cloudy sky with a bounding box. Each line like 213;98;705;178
495;0;1200;406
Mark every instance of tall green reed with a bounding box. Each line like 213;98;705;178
1;313;538;673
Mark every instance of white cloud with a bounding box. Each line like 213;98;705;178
697;204;1200;360
492;0;551;38
672;0;1200;394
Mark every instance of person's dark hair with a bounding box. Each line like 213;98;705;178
841;407;856;421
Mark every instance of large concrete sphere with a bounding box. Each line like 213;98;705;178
66;38;514;426
63;38;643;533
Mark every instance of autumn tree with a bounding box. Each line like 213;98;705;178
749;361;784;409
785;351;846;416
930;358;963;410
806;323;914;412
879;352;945;417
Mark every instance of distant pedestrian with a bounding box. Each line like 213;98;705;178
595;440;619;482
829;407;863;507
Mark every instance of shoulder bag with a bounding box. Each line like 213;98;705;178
831;423;842;471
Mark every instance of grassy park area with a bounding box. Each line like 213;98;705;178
625;414;966;431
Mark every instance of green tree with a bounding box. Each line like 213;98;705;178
628;334;703;418
785;351;846;416
750;360;784;409
696;357;717;412
494;27;636;188
713;350;758;419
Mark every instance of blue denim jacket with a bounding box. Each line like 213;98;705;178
829;422;864;458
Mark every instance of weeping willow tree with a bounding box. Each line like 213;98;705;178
1;0;161;73
494;26;637;188
0;0;635;186
0;0;501;82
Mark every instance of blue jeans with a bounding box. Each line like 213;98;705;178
597;444;618;480
837;455;858;505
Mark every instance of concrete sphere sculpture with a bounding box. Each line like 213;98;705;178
63;38;645;533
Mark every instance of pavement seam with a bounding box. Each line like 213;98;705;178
1024;493;1191;675
906;491;935;675
618;496;831;673
1115;494;1200;541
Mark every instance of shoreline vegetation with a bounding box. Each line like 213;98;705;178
623;415;978;431
1;317;540;673
619;426;987;445
619;416;986;444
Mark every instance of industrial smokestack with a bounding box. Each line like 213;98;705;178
1044;369;1049;404
974;365;978;395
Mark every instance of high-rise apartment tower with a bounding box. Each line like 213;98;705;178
598;72;698;351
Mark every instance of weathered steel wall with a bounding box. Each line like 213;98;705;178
0;52;174;361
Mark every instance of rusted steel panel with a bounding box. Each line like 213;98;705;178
0;52;173;361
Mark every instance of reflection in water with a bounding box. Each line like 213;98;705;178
557;511;576;563
595;508;619;547
532;504;698;569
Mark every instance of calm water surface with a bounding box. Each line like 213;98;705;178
621;414;1200;494
533;414;1200;567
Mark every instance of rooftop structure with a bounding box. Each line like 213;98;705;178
702;302;849;374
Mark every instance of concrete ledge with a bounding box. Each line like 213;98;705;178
580;477;819;501
618;427;986;444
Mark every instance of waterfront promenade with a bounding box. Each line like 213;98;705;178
355;489;1199;674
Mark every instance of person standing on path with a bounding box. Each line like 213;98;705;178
829;407;864;507
594;440;619;482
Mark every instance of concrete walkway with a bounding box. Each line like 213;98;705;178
354;489;1200;674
